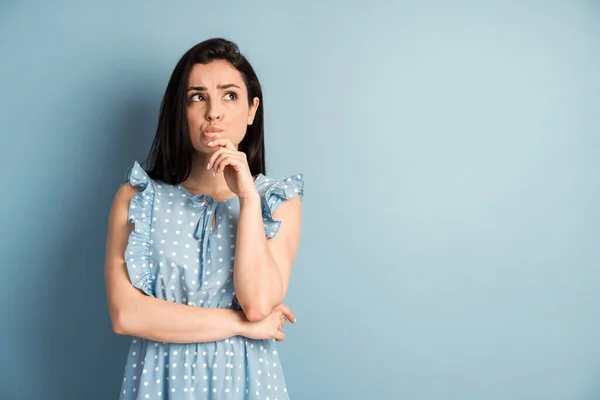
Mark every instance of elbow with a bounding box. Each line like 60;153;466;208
112;319;128;336
244;305;273;322
240;290;285;322
244;297;283;322
110;308;132;336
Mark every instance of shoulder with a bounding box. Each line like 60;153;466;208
255;171;304;238
111;161;156;212
255;172;304;202
113;182;138;206
272;194;302;219
108;184;138;225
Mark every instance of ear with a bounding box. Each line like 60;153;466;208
247;97;260;125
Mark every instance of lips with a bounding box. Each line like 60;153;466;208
203;131;219;139
204;126;223;133
203;126;223;140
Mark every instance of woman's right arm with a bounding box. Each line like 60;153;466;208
105;183;250;344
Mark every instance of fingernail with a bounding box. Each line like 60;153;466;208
212;170;215;178
207;141;213;145
206;162;210;170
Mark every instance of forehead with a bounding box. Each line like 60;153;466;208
187;60;246;88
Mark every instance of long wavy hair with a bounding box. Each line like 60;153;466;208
145;38;265;184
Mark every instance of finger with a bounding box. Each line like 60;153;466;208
213;153;243;175
279;305;296;323
207;147;236;170
207;138;236;151
275;331;285;342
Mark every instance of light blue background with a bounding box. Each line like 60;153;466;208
1;1;599;399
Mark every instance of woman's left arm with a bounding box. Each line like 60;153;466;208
234;193;302;322
206;138;303;323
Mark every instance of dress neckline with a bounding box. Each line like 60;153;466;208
177;173;265;204
177;185;237;204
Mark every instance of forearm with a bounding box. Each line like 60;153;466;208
233;193;283;321
115;295;248;343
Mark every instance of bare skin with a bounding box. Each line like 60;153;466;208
105;183;294;343
105;60;300;343
184;60;303;322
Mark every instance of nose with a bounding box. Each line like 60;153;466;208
206;99;223;121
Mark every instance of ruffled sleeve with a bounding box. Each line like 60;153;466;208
254;172;304;238
124;161;156;297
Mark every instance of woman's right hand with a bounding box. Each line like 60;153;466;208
242;304;296;342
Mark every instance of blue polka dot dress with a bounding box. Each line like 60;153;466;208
118;161;304;400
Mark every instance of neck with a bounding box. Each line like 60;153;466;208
181;152;232;197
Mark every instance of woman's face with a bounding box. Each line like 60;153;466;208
186;60;260;153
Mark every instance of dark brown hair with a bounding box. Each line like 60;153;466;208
146;38;265;184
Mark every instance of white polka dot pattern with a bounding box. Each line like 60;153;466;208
118;161;303;399
253;172;304;238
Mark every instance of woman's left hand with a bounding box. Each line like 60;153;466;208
207;139;257;200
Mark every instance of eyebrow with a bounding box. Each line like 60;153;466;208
187;84;242;92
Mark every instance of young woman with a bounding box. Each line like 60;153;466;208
105;37;304;399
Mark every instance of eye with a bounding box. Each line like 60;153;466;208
189;93;204;102
225;91;237;101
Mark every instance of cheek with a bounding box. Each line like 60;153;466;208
186;109;203;147
231;108;251;134
187;108;205;142
187;107;199;126
231;105;250;124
